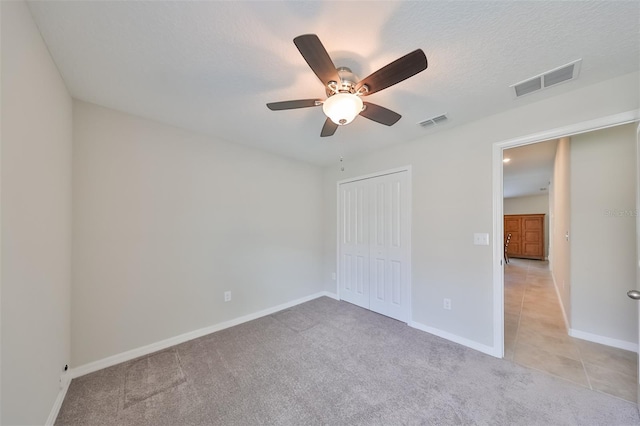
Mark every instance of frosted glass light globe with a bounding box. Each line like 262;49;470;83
322;93;363;125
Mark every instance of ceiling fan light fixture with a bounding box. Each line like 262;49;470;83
268;34;428;136
322;93;363;125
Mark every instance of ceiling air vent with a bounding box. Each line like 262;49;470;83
511;59;582;98
514;78;542;97
418;113;448;128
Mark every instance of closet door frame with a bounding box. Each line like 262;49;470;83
336;166;412;323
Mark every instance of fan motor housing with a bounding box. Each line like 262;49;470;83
327;67;360;96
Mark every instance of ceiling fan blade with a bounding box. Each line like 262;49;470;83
320;118;338;137
356;49;427;96
360;102;401;126
267;99;322;111
294;34;341;87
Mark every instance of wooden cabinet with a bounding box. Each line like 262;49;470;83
504;214;545;260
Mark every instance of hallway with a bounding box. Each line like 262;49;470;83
504;258;637;402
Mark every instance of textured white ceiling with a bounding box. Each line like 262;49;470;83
504;140;558;198
27;1;640;166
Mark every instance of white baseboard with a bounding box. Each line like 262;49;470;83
70;291;332;379
408;320;499;358
323;291;339;300
569;328;638;353
548;273;637;353
45;372;71;425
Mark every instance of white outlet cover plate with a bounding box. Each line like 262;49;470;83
473;233;490;246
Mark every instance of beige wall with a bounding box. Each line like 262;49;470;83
72;101;325;366
550;137;572;326
504;194;550;258
1;2;73;424
1;5;639;420
570;124;637;344
323;72;639;349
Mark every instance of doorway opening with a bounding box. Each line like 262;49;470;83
493;112;640;402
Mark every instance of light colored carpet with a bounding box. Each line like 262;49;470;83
56;297;640;425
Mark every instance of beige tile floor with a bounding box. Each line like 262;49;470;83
504;258;638;403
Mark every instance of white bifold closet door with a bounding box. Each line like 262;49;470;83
339;170;410;322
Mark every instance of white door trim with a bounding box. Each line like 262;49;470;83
337;165;413;185
492;109;640;358
336;166;412;323
636;121;640;406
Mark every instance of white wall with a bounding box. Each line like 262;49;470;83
72;101;324;366
323;72;639;350
570;124;637;344
550;137;572;325
504;194;550;257
1;2;72;424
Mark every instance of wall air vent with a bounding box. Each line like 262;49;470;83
418;113;448;128
510;59;582;98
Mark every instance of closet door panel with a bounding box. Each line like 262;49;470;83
338;170;410;322
369;173;409;322
370;180;387;305
339;181;370;308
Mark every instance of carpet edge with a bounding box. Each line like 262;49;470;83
408;320;500;358
68;291;334;380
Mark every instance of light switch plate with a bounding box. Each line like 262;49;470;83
473;233;490;246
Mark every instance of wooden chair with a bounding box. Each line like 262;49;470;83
504;233;512;264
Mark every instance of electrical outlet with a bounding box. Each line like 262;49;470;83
224;291;231;302
443;298;452;310
331;272;336;281
59;364;70;389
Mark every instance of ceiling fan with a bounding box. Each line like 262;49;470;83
267;34;428;137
